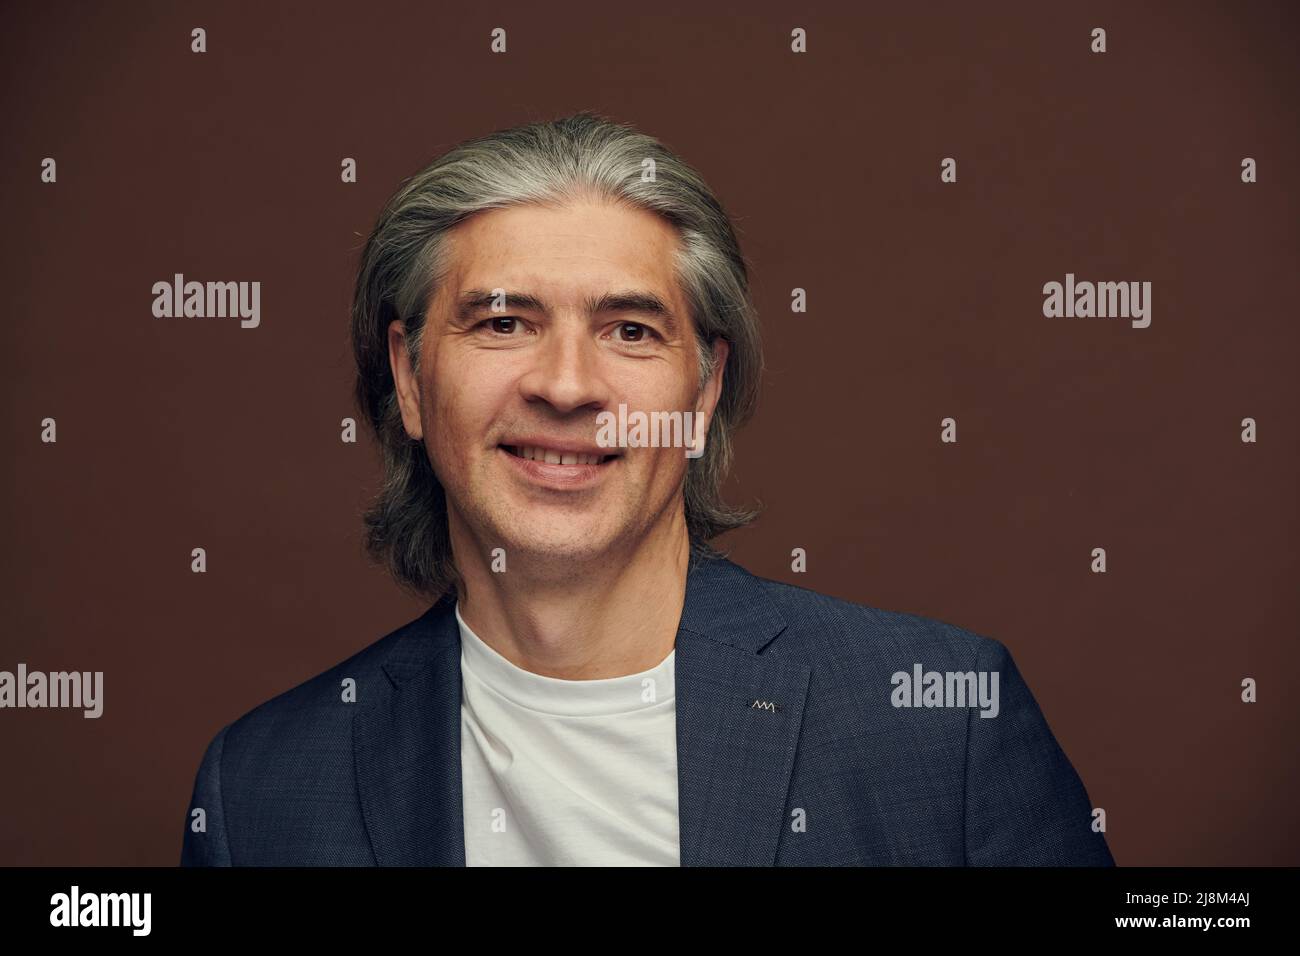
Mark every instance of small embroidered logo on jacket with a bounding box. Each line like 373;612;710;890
750;699;780;713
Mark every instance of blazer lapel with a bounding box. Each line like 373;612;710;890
353;596;467;866
352;551;811;867
674;552;810;865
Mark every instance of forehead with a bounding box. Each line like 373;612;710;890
437;198;687;316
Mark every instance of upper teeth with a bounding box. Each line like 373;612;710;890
513;445;604;465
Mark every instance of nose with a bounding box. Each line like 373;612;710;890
516;321;611;414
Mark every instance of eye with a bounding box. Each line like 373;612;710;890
614;322;653;343
482;316;521;335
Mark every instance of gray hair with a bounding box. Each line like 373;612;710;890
351;110;762;601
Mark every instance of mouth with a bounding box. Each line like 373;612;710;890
500;444;619;466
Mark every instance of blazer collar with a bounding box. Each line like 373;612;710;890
353;551;812;866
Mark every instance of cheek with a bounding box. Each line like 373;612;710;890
426;364;506;465
420;376;468;477
643;445;689;487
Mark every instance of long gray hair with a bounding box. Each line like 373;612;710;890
351;110;763;601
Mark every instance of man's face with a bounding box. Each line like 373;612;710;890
389;197;728;572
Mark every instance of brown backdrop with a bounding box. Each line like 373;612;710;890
1;0;1296;866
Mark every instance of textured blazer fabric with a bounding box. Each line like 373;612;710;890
181;553;1114;866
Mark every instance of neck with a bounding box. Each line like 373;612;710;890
449;514;692;680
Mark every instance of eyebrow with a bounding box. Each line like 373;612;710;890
455;288;680;338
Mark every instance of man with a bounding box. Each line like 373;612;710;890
180;111;1113;866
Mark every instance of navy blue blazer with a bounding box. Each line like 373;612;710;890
180;552;1114;866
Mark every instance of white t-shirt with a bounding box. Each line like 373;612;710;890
457;602;680;866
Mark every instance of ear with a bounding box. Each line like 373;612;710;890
697;337;729;414
689;337;729;455
387;319;424;440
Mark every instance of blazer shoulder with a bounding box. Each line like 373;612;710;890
214;601;448;753
746;568;1003;669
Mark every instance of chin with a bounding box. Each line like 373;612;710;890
499;522;619;563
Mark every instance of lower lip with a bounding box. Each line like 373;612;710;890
498;446;617;489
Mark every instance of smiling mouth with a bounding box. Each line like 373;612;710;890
501;445;619;466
